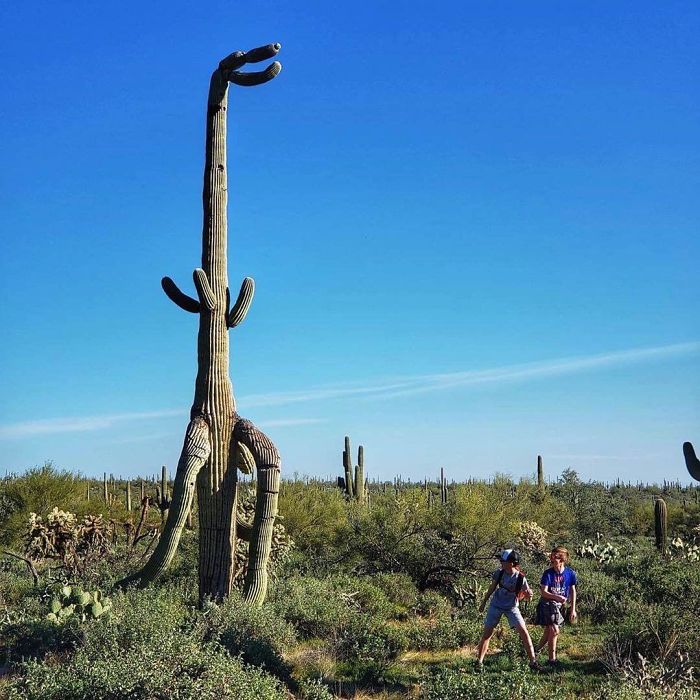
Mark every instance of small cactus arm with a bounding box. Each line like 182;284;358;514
683;442;700;481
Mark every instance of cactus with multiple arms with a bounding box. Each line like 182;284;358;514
683;442;700;481
341;437;366;502
117;44;283;605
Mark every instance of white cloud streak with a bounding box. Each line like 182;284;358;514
1;341;696;439
242;341;700;406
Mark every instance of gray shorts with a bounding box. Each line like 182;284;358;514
484;604;526;630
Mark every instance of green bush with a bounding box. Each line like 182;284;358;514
203;593;296;680
421;662;546;700
5;584;286;700
335;613;407;663
271;576;349;638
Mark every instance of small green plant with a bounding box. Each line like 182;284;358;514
45;584;111;624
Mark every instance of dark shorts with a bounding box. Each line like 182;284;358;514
534;599;564;627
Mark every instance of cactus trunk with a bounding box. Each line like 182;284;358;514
117;45;282;605
654;497;667;555
537;455;544;489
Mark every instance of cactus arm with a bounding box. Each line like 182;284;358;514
228;62;282;87
235;439;256;475
161;277;201;313
233;417;280;606
193;268;216;310
683;442;700;481
116;417;211;588
227;277;255;328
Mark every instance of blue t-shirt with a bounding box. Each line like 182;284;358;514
540;567;577;600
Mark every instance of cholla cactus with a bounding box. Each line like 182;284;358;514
46;584;111;624
25;509;110;574
515;520;548;556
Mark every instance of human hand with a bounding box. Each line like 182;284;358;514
569;610;578;624
556;595;567;604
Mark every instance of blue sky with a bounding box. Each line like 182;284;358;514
1;1;698;484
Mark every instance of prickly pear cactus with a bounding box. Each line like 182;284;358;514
45;584;111;623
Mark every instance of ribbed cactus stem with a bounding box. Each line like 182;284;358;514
343;436;354;498
537;455;544;489
654;497;667;555
86;482;90;501
161;466;168;503
103;472;108;504
683;442;700;482
126;481;132;511
355;445;365;503
140;480;145;501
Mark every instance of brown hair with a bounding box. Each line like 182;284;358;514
551;546;569;563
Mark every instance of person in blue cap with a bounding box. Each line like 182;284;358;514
476;548;540;671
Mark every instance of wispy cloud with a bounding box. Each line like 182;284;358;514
242;341;700;406
1;341;696;439
0;409;185;439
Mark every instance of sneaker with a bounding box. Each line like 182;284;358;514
547;659;562;669
529;661;543;672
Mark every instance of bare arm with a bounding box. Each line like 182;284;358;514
568;585;577;621
479;580;498;612
540;584;567;604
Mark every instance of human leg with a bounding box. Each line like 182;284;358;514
547;624;560;661
536;626;550;653
477;624;496;663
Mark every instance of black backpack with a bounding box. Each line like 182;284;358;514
496;569;524;596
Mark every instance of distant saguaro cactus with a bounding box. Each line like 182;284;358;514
118;44;283;605
654;497;667;555
341;437;366;502
537;455;544;490
683;442;700;482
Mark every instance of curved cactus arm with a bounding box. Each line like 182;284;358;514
193;268;216;310
235;439;256;475
116;417;211;588
161;277;200;313
227;278;255;328
683;442;700;481
233;417;280;606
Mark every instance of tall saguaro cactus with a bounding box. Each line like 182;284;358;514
654;497;667;555
118;44;283;605
537;455;544;490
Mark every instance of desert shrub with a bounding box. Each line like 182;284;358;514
370;572;419;613
404;614;480;651
421;661;546;699
413;589;451;618
203;592;296;679
1;615;83;666
6;583;286;700
297;677;337;700
0;464;86;547
327;574;396;620
270;575;349;638
334;613;407;663
576;569;628;623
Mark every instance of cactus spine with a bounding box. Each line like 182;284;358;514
683;442;700;482
118;44;283;605
654;497;667;555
